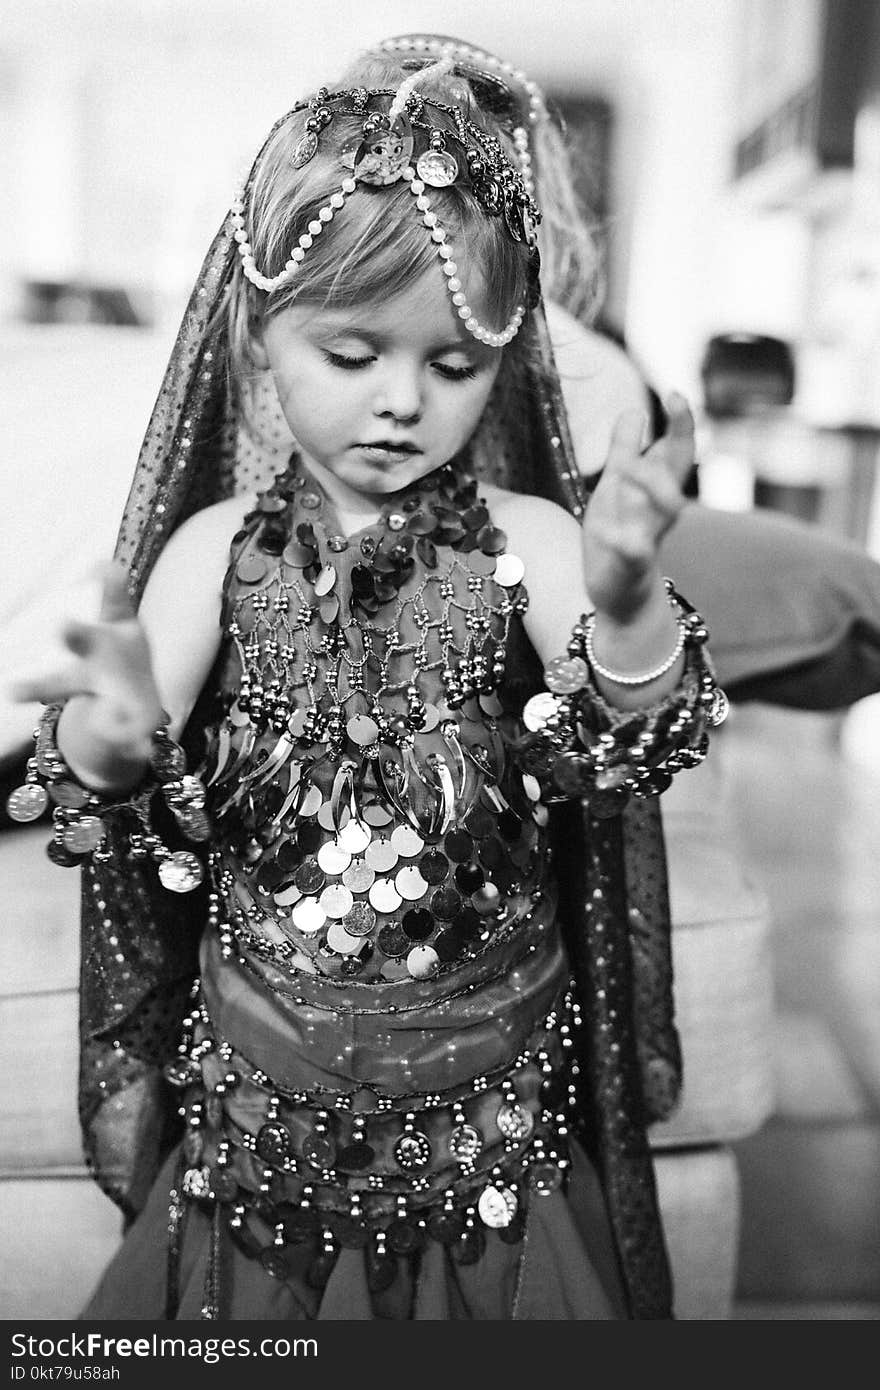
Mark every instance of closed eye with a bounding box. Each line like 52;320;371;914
432;362;478;381
321;349;374;371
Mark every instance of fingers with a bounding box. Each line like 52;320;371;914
9;666;92;705
607;408;649;469
99;561;136;623
656;391;695;484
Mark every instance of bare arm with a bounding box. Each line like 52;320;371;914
13;495;254;792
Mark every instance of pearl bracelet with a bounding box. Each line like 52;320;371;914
583;612;686;688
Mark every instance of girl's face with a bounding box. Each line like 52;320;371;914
254;269;503;499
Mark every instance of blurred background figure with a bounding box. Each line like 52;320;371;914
1;0;879;1321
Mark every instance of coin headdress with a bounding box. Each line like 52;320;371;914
80;37;680;1319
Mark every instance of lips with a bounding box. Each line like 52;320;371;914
357;440;421;455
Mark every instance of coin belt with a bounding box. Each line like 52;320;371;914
165;987;581;1280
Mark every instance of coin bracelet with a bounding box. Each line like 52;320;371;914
5;703;210;893
519;583;729;811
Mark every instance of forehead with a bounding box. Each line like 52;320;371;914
292;268;494;350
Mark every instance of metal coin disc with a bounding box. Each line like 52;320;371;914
336;818;371;854
340;901;377;937
430;886;462;921
317;840;352;875
416;148;459;187
342;859;375;893
236;554;269;585
368;877;402;913
522;692;560;732
347;713;380;747
61;815;106;854
48;779;90;810
472;882;501;915
496;1101;535;1143
390;824;424;858
320;883;354;919
158;851;204;893
294;858;326;895
365;837;398;873
290;898;326;935
449;1123;483;1162
708;687;731;727
362;801;393;827
477;1183;518;1229
543;655;589;695
401;907;434;941
419;850;449;885
314;563;337;596
325;920;363;956
492;553;525;588
6;783;49;822
406;944;440;979
377;924;409;958
395;865;428;901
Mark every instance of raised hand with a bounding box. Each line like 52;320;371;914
12;563;163;776
581;393;695;625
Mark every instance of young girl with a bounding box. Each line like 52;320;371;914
10;36;725;1321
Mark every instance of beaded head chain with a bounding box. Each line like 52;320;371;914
231;56;542;349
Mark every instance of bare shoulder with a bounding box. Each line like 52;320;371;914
481;481;579;551
151;493;257;567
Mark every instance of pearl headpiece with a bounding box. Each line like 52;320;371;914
230;58;540;349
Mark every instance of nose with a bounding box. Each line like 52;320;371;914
373;361;423;426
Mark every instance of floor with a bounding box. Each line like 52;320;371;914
724;702;880;1321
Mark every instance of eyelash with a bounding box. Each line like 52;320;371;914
321;350;477;382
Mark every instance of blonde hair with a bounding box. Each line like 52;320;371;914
223;49;599;435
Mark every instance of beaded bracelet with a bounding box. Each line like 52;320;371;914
519;584;728;815
5;704;209;893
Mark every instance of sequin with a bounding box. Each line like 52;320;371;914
444;828;473;862
302;1133;337;1169
472;882;500;914
431;886;462;920
314;563;337;596
522;692;560;732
